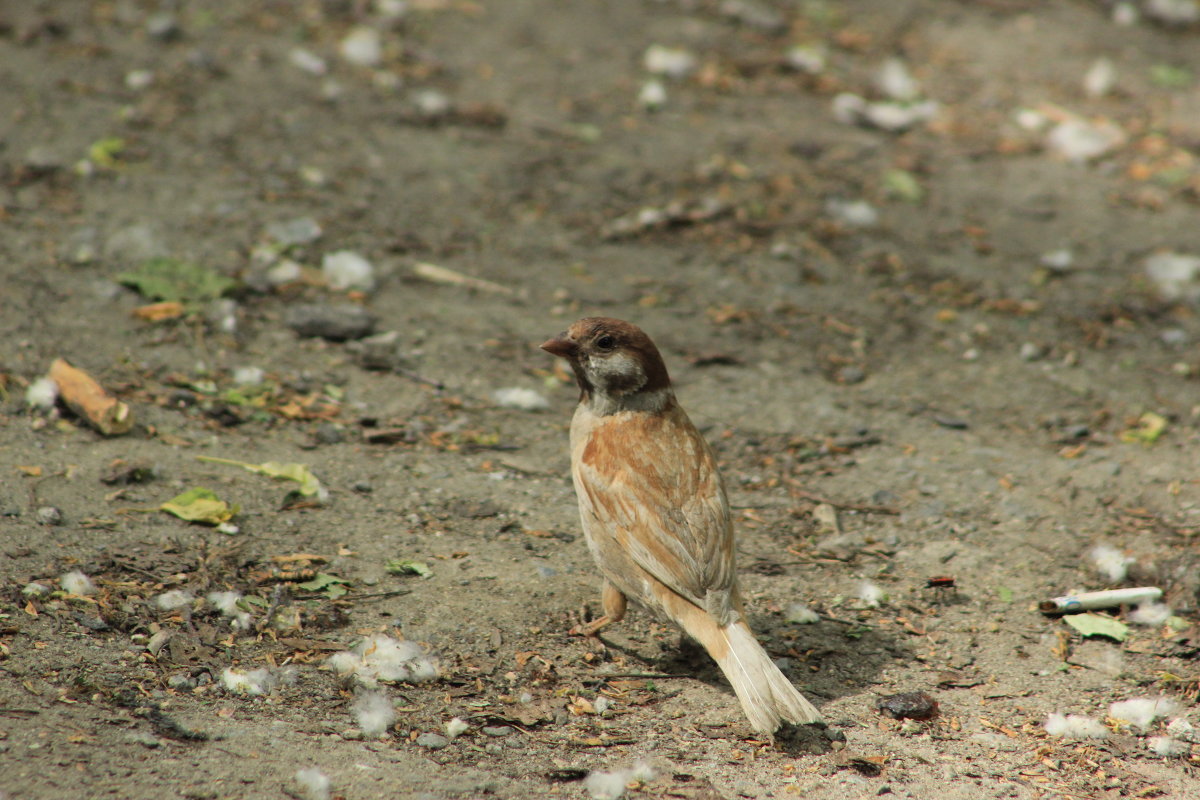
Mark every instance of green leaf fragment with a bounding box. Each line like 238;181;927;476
296;573;350;599
997;586;1014;603
117;257;238;303
1063;612;1128;642
883;168;924;202
89;137;126;168
197;456;325;499
160;487;238;525
386;559;432;578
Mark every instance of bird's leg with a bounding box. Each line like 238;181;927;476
570;581;627;637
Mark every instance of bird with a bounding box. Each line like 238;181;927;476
541;316;822;733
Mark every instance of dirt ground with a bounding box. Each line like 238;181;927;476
3;1;1200;798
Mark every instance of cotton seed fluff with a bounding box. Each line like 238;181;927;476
352;691;396;737
1089;544;1132;583
857;581;886;608
208;590;253;630
294;768;331;800
25;376;59;411
221;667;277;696
584;762;657;800
60;570;96;596
1146;736;1189;757
1109;697;1179;731
154;590;195;611
1127;601;1172;626
785;603;820;624
492;387;550;412
327;635;440;688
1044;713;1108;740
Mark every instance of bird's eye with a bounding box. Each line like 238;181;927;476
596;334;616;350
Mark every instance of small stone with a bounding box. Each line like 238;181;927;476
1145;252;1200;302
125;70;155;90
315;423;345;445
1161;328;1188;346
836;365;866;384
784;44;826;74
289;48;328;76
876;692;938;720
412;89;451;117
146;12;181;41
353;481;373;493
535;565;557;579
36;506;63;526
347;330;408;371
1019;342;1044;362
232;366;264;386
167;674;197;690
285;303;377;341
267;217;323;247
826;199;878;228
932;414;968;430
416;732;450;749
481;725;512;737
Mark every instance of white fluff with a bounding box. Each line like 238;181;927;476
294;768;331;800
322;250;375;292
1146;736;1189;757
492;387;550;412
643;45;696;78
352;691;396;737
1044;713;1108;740
1167;717;1198;742
857;581;886;607
231;366;264;386
221;667;276;696
875;58;920;101
784;44;826;74
1109;697;1179;731
207;590;253;630
637;80;667;110
1089;545;1132;583
329;635;440;688
785;603;820;624
593;696;611;715
25;377;59;411
154;590;194;610
325;651;362;677
22;582;49;597
1128;601;1172;626
584;762;657;800
60;570;96;596
445;717;469;739
1083;58;1116;98
339;26;382;67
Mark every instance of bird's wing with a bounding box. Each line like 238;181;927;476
573;404;735;608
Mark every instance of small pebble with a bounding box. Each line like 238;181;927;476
1019;342;1044;362
348;330;407;372
315;423;345;445
36;506;63;526
876;692;939;720
835;365;865;384
285;303;377;341
267;217;323;247
146;12;181;41
289;48;328;76
416;732;450;749
481;725;512;737
353;481;374;493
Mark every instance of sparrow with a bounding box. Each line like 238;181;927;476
542;317;821;733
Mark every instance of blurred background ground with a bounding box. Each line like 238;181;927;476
2;1;1200;798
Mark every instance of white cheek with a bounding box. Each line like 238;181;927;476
587;352;645;390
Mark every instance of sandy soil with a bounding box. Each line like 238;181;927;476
2;1;1200;798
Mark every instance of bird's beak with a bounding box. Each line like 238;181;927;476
540;334;576;359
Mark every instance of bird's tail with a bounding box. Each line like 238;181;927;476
679;608;821;733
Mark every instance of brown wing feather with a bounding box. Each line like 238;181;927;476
573;403;735;610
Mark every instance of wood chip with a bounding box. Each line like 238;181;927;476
48;358;134;435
